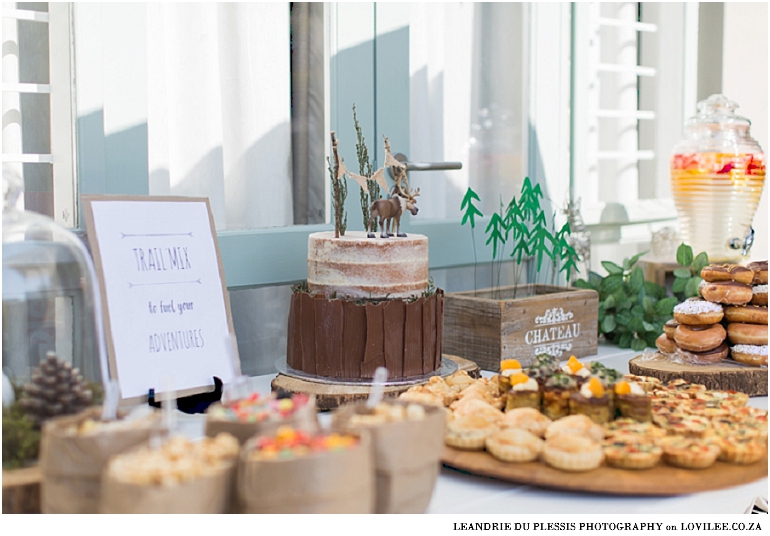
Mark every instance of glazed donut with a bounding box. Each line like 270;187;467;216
751;285;768;306
700;264;754;285
663;319;679;339
672;299;723;325
727;323;768;346
674;323;726;352
748;260;769;285
678;343;729;365
699;281;753;305
724;305;768;325
656;333;677;354
730;344;768;367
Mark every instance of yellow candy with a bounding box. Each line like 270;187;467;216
588;377;605;397
509;372;530;386
614;381;631;395
276;426;296;442
500;359;522;371
567;355;583;374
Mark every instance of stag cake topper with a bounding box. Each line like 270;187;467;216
328;110;422;239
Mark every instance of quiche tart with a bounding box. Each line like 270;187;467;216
659;436;721;469
542;434;603;472
602;437;662;470
604;418;667;441
654;414;713;438
485;428;544;463
715;436;767;465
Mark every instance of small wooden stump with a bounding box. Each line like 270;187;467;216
272;355;480;411
2;466;41;514
629;355;768;396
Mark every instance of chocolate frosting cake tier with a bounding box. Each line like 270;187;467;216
286;290;444;380
307;231;429;299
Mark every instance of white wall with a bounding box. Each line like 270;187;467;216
722;2;768;262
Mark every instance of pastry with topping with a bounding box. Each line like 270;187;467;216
500;407;552;438
544;414;605;443
498;359;523;393
613;380;652;422
659;436;721;469
444;415;499;450
561;355;591;385
715;435;767;465
504;372;541;411
569;377;613;424
602;436;662;470
541;372;578;420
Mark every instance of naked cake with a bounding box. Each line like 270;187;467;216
286;231;443;380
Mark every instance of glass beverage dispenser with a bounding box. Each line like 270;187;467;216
670;94;765;262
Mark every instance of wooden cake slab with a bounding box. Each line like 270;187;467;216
442;447;767;496
272;354;480;411
629;355;767;396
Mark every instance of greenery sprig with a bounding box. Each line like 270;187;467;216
352;105;380;233
672;243;708;300
328;132;348;238
574;252;677;351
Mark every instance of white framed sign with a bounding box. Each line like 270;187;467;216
83;196;240;403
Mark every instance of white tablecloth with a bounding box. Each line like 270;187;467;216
174;344;767;514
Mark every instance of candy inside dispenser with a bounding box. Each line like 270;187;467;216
670;94;765;262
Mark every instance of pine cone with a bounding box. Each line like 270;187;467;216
19;352;93;427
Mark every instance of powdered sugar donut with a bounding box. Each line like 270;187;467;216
751;284;768;306
673;299;724;325
730;344;768;367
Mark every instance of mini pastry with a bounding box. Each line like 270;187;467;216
589;361;622;386
654;414;713;438
682;398;730;418
613;380;652;422
692;389;749;409
674;323;726;352
457;380;502;409
714;436;767;465
504;373;541;411
751;284;768;306
659;436;720;469
542;434;603;472
699;281;753;305
485;428;543;463
673;299;724;325
700;264;755;285
499;407;552;438
604;418;667;441
730;344;768;367
398;389;444;407
655;333;677;354
560;355;591;385
726;323;768;346
711;418;763;442
569;377;612;424
724;305;768;325
602;437;662;470
445;370;477;391
450;397;504;424
498;359;523;393
663;319;679;339
623;374;661;392
748;260;769;285
444;415;498;450
545;414;605;443
541;372;578;420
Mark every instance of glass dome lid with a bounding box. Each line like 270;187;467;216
2;165;108;386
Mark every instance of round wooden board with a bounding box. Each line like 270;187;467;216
441;446;768;496
271;355;480;411
629;355;768;397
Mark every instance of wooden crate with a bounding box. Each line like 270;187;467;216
443;284;599;371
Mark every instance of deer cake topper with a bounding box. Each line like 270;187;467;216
328;128;421;239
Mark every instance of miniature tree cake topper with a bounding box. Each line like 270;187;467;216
352;105;382;234
328;131;348;238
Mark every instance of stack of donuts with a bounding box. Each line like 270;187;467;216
657;261;768;366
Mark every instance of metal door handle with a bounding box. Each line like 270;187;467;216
392;153;463;172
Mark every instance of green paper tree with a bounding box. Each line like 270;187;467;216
461;187;484;294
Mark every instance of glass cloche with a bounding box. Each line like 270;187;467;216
670;94;765;262
2;165;108;397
